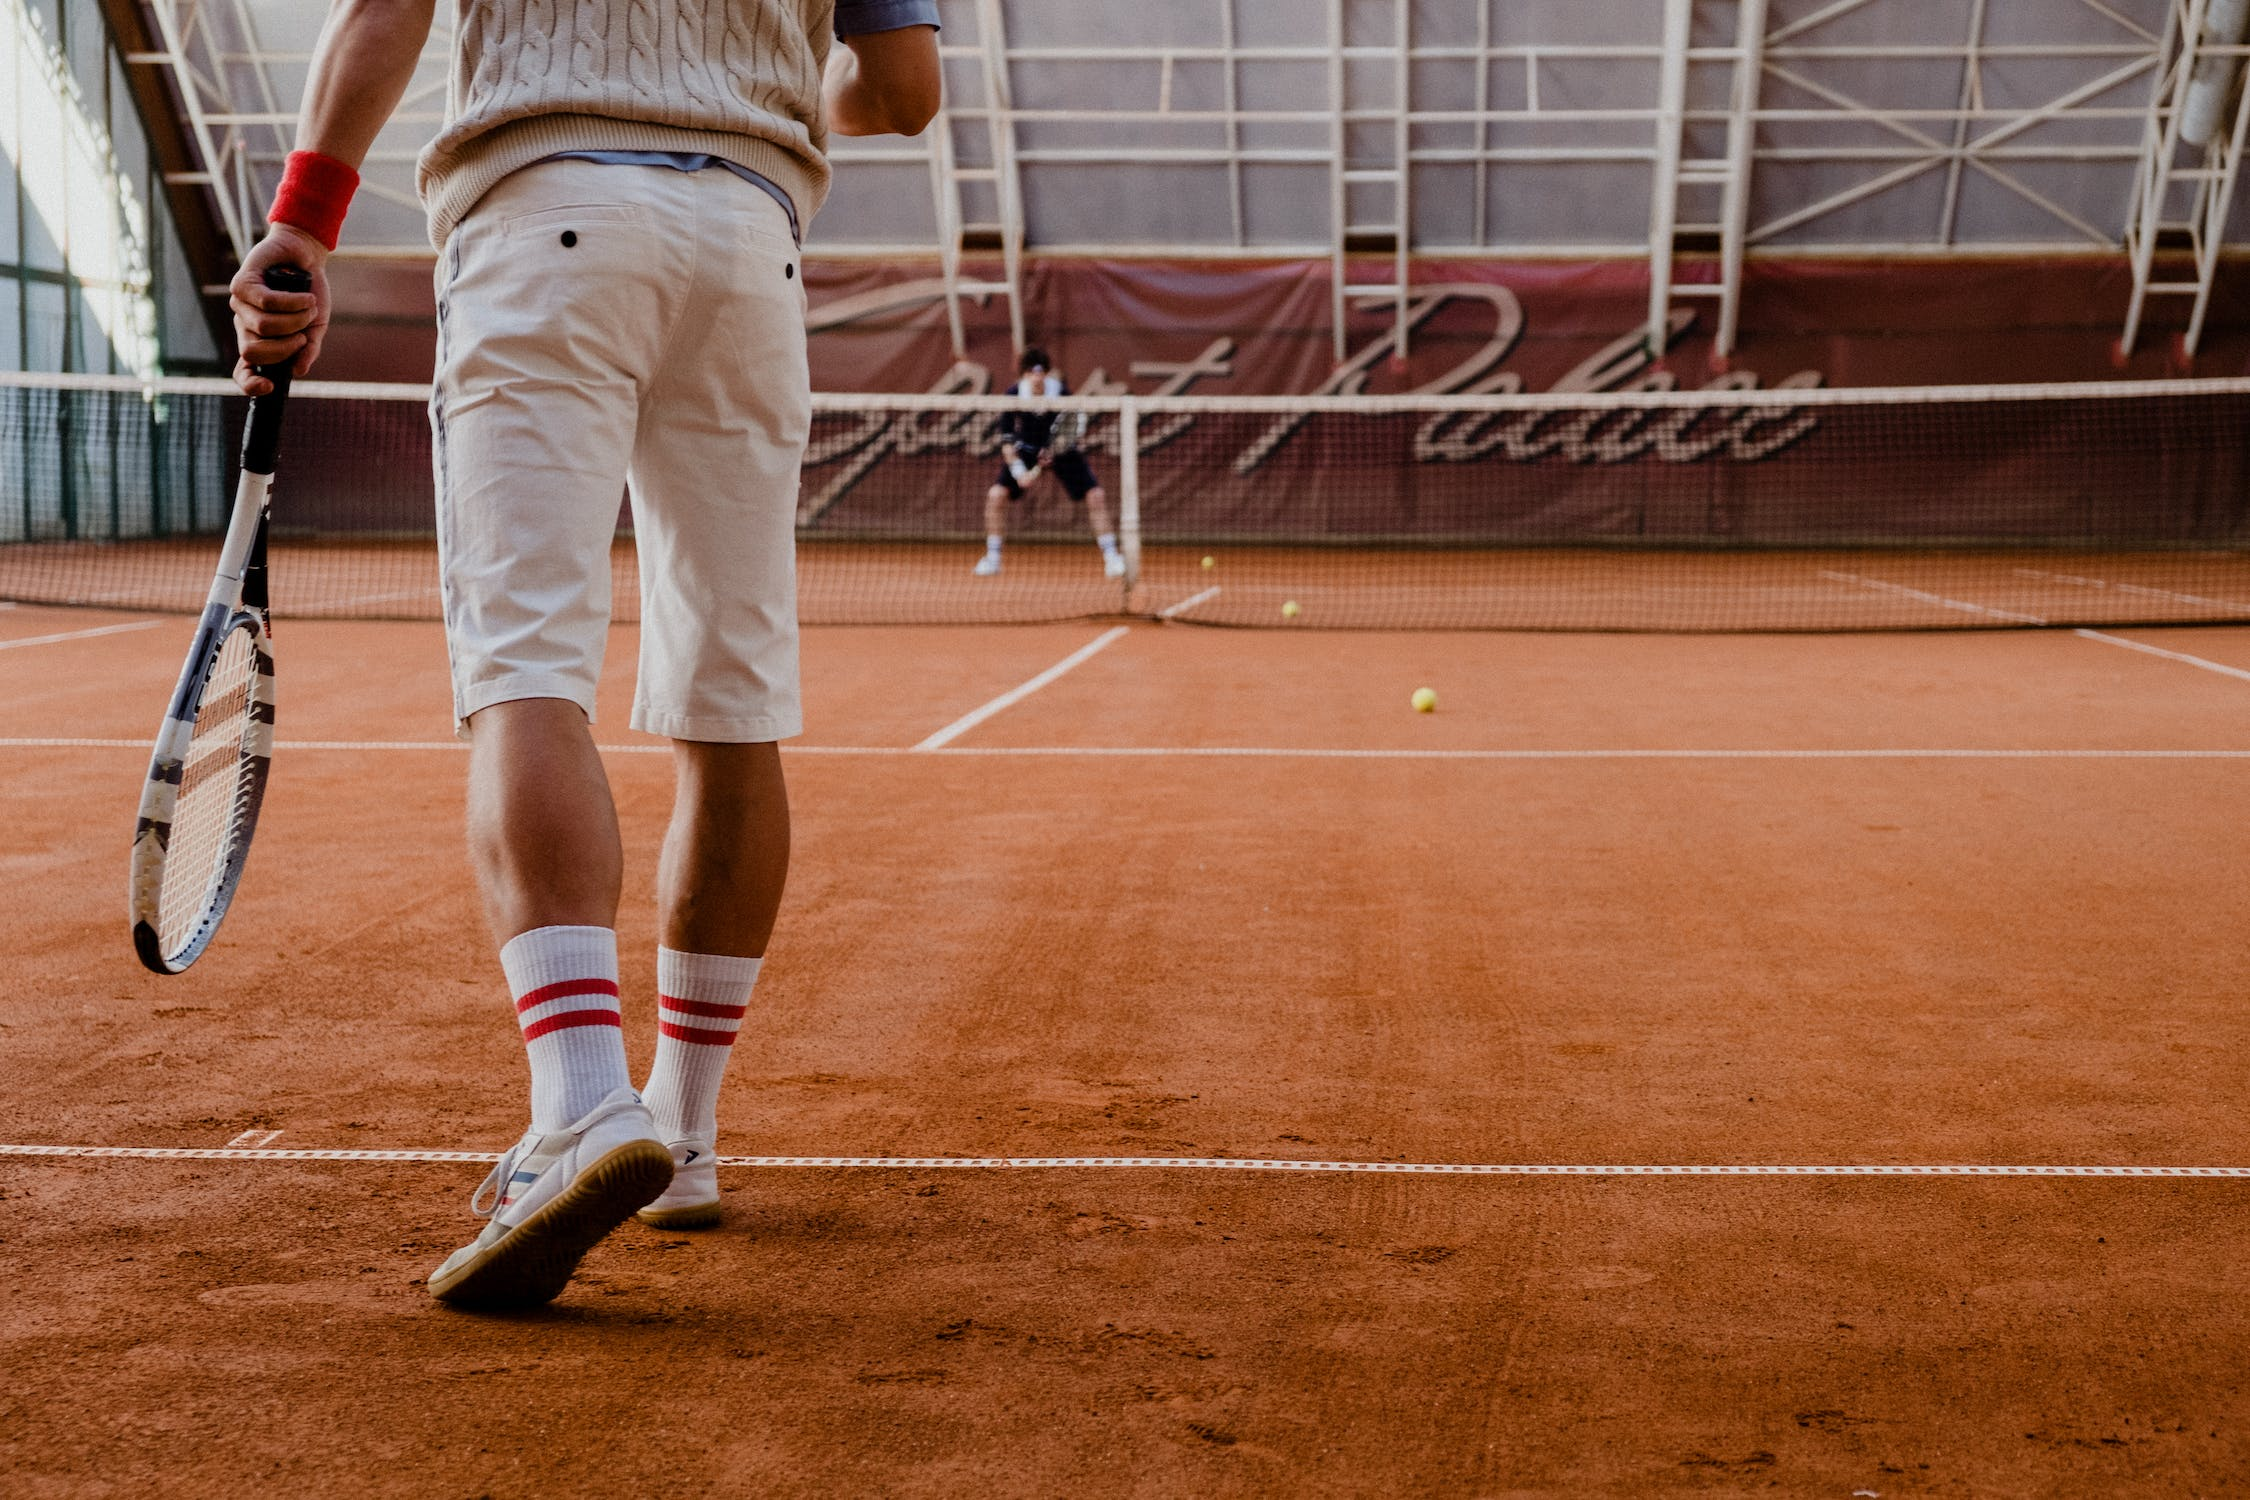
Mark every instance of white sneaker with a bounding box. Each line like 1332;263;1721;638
973;552;1003;576
427;1087;673;1309
1103;550;1126;579
636;1138;721;1228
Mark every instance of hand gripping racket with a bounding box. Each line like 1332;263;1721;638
1047;409;1089;457
129;264;308;974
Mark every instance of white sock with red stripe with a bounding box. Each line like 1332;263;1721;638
640;948;760;1144
499;925;632;1131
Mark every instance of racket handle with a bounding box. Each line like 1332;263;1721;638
242;264;312;476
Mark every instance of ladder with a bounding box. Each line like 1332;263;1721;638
927;0;1026;361
2121;0;2250;358
1329;0;1409;361
1646;0;1768;361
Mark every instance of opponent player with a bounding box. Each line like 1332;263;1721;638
227;0;940;1308
974;348;1124;578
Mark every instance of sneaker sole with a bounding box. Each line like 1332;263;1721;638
636;1198;722;1229
428;1138;674;1309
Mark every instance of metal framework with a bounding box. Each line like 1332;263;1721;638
2122;0;2250;353
101;0;2250;359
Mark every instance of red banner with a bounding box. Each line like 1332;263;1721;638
323;254;2249;393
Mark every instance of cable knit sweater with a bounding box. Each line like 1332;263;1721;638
417;0;835;249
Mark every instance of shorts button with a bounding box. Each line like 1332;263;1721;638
560;230;578;247
785;262;795;279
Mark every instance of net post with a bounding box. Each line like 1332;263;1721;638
1118;397;1142;595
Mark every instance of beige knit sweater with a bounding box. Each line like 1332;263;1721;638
417;0;836;249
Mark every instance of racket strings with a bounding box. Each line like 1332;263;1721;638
157;626;260;954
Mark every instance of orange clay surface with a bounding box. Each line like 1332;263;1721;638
12;538;2250;632
3;603;2248;1495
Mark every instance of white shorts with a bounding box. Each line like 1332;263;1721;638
431;157;808;742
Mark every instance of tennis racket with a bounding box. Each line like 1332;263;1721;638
1048;409;1089;456
129;264;308;974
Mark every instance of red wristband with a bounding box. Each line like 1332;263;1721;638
267;150;359;251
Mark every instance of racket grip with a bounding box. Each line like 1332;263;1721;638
242;264;312;476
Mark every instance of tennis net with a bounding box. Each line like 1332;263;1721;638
6;372;2250;632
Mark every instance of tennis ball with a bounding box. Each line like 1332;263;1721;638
1281;600;1301;619
1201;555;1216;571
1411;687;1438;714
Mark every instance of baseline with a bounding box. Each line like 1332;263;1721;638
5;739;2250;760
2;1143;2244;1177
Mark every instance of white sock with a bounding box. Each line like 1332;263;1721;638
1097;532;1120;556
640;948;761;1144
985;535;1004;555
500;925;631;1132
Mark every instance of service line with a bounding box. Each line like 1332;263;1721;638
912;625;1132;750
1;1142;2245;1178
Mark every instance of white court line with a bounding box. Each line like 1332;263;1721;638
1;1143;2243;1177
2074;630;2250;684
224;1129;282;1148
319;587;443;610
6;738;2250;760
1824;570;2250;682
0;619;161;652
863;746;2250;761
913;625;1133;750
1160;585;1223;620
1818;570;2049;626
2013;567;2250;615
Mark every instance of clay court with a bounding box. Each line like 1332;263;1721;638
12;0;2250;1490
5;597;2248;1495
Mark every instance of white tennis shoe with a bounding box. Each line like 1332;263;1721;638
1103;550;1126;579
636;1138;722;1228
427;1087;672;1309
973;552;1003;576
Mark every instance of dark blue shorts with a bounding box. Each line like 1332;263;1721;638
995;450;1100;502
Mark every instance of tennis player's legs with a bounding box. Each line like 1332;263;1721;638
1052;452;1116;539
435;163;656;939
434;159;804;949
618;174;806;1223
426;160;806;1289
629;176;808;962
976;454;1028;572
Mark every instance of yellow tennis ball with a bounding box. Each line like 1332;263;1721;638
1281;600;1301;619
1201;555;1216;570
1411;687;1437;713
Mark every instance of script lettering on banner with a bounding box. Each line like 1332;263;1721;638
798;282;1825;520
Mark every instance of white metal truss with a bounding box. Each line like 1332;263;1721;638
922;0;1026;359
119;0;451;280
2122;0;2250;354
127;0;260;264
90;0;2250;358
1646;0;1767;360
1330;0;1409;360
